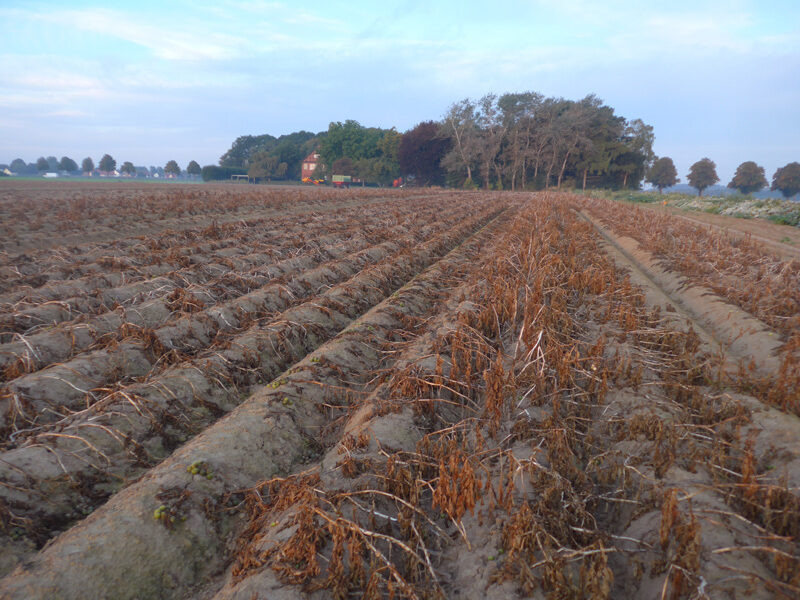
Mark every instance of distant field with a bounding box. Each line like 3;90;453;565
0;184;798;599
0;179;323;254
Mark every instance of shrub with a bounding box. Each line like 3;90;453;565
767;213;800;227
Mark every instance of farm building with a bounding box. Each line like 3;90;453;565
301;150;323;177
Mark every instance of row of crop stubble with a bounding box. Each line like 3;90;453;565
0;187;510;581
0;181;435;255
1;190;798;599
221;195;799;599
578;195;800;416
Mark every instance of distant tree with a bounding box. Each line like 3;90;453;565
165;160;181;176
36;157;49;172
99;154;116;173
441;99;480;185
474;94;507;189
331;157;355;176
248;153;277;180
727;161;767;194
646;157;679;193
771;162;800;199
201;165;247;182
60;156;79;172
495;92;541;190
349;128;402;186
687;158;719;197
321;120;380;165
187;160;201;176
613;118;655;189
121;161;136;176
82;157;95;173
221;131;321;180
220;133;278;167
46;156;60;171
399;121;450;186
10;158;27;173
271;132;320;179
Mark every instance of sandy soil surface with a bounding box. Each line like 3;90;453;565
578;209;784;376
1;191;798;600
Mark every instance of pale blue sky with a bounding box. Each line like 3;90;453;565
1;0;798;182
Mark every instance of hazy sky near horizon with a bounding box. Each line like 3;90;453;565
1;0;798;183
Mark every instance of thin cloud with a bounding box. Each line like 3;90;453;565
10;7;249;62
0;70;113;107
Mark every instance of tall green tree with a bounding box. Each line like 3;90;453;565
576;100;627;190
646;157;679;193
318;121;400;184
187;160;201;176
577;138;619;191
59;156;79;172
687;158;719;197
320;120;385;164
271;132;321;179
220;134;277;167
219;131;319;180
612;119;654;189
497;92;543;190
10;158;27;173
247;152;288;180
474;94;506;189
771;162;800;198
99;154;116;173
186;160;201;175
121;161;136;175
82;157;95;173
364;128;402;186
441;99;480;186
728;161;767;194
525;97;562;188
36;157;49;171
165;160;181;176
541;97;588;189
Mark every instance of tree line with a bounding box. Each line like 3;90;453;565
2;155;202;178
212;90;799;198
215;91;658;191
5;89;798;197
646;157;800;198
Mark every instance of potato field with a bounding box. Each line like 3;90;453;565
0;182;798;599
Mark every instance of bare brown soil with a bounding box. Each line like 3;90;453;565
0;187;798;599
0;179;426;256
